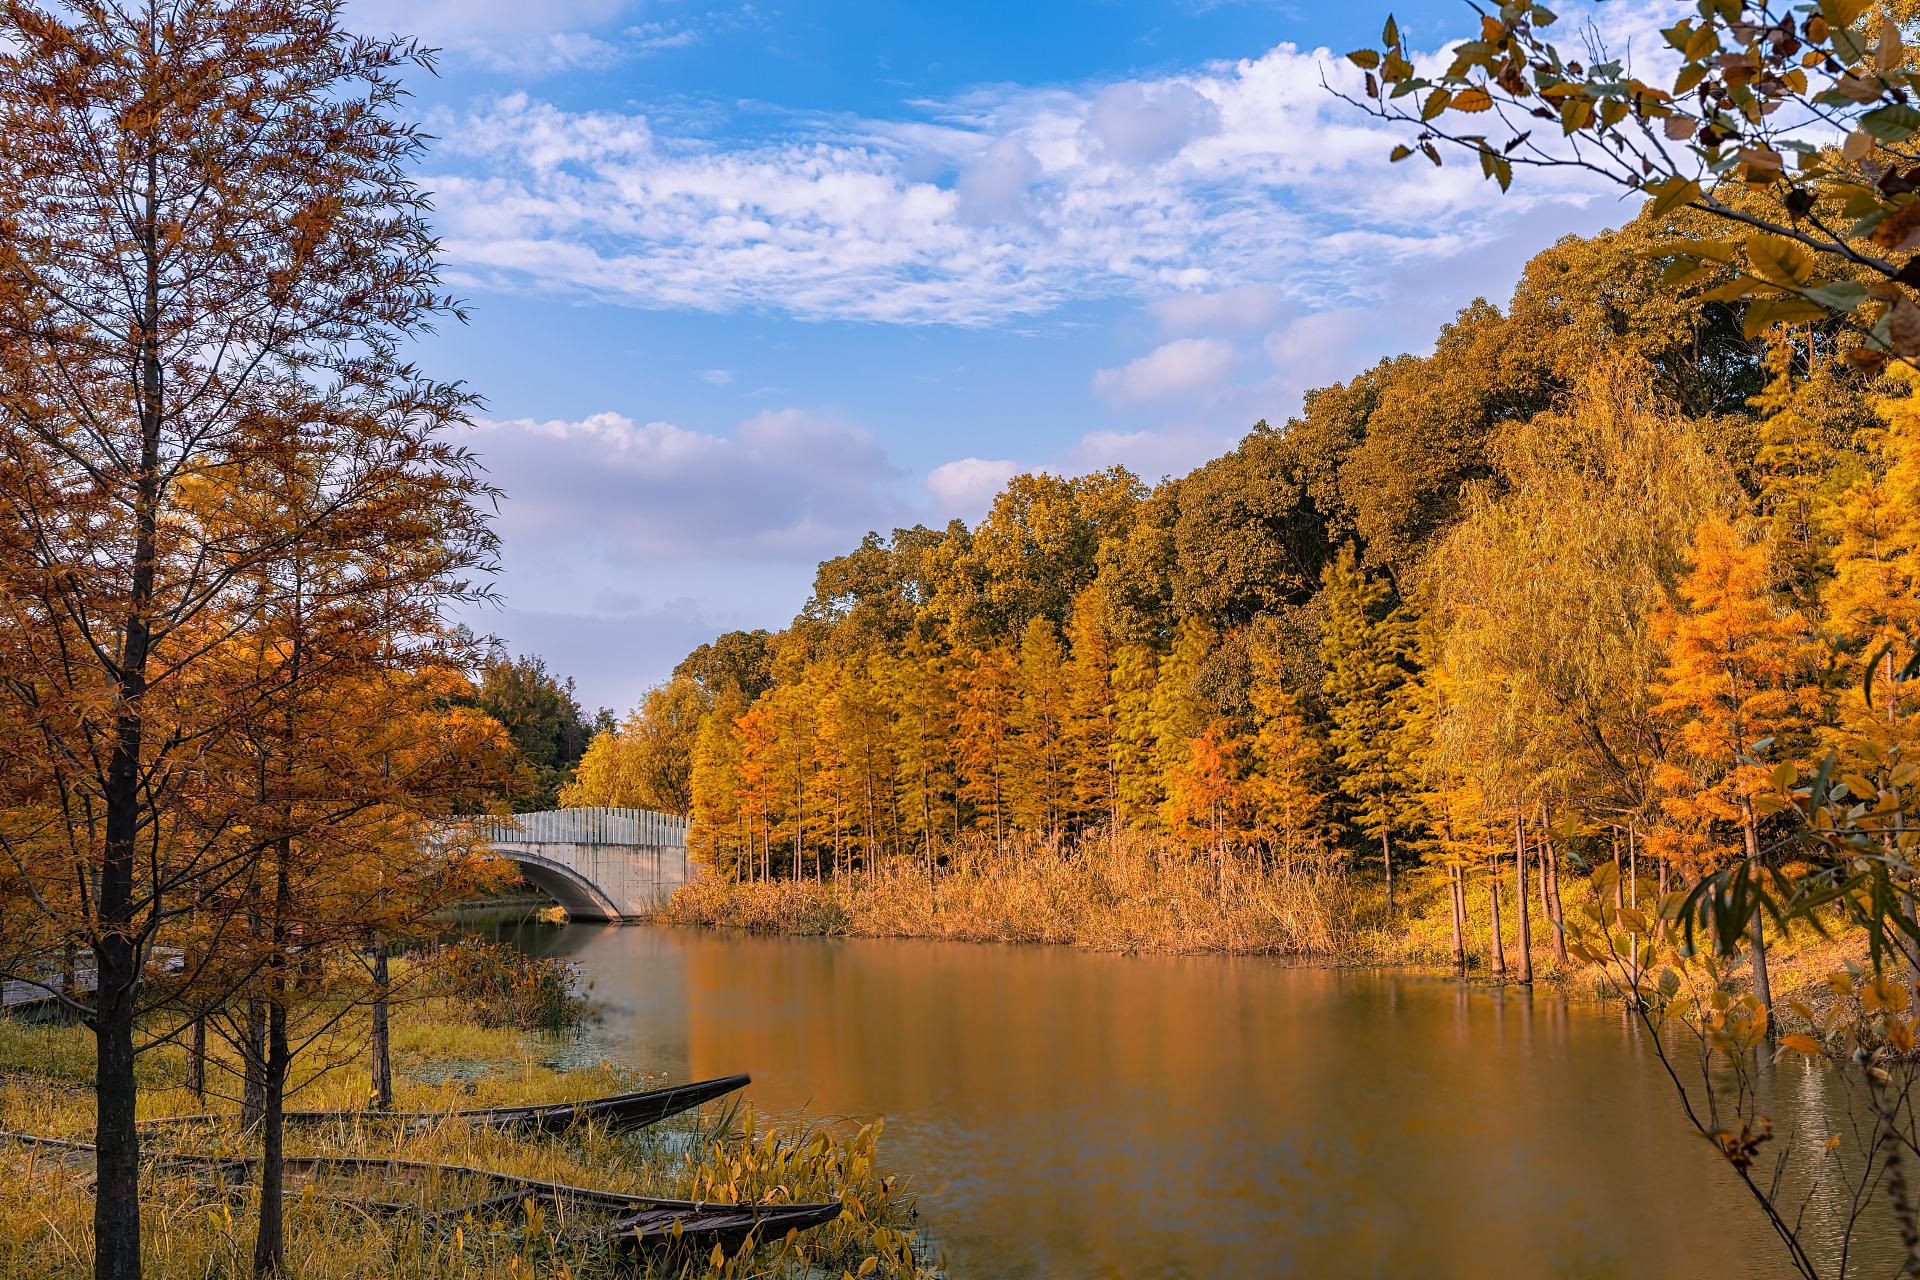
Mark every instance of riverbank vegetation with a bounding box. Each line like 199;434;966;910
0;979;934;1280
579;207;1916;987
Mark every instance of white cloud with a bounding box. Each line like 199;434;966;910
925;457;1021;518
348;2;717;75
423;16;1646;324
472;408;905;564
954;138;1043;226
1082;81;1221;165
698;368;736;386
1264;309;1372;378
1093;338;1238;406
1151;283;1288;334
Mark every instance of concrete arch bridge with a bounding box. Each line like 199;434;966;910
474;808;689;922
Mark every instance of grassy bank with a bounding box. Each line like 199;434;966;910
655;832;1361;955
0;997;938;1279
652;837;1870;1017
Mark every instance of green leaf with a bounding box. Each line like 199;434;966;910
1804;280;1869;311
1743;295;1828;337
1859;104;1920;143
1644;176;1702;218
1383;15;1399;48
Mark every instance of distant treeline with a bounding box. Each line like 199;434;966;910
566;205;1915;962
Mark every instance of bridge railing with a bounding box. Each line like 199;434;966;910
470;807;688;847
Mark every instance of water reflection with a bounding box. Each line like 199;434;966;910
508;923;1881;1279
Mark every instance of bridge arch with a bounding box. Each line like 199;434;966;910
472;807;691;923
504;848;624;921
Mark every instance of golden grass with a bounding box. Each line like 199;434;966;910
0;1000;938;1279
655;830;1360;955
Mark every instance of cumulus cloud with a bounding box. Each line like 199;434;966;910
421;14;1650;324
1082;81;1221;165
1093;338;1238;406
954;138;1043;226
925;457;1022;518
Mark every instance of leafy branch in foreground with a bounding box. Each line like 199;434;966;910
1340;1;1920;361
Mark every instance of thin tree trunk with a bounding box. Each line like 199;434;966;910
1513;809;1533;985
1742;799;1774;1028
1610;826;1625;910
1380;821;1394;915
1541;799;1567;965
1488;854;1506;978
253;850;292;1277
189;1015;206;1103
1448;864;1466;974
369;937;392;1110
1629;822;1638;909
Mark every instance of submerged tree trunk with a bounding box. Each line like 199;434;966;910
1513;809;1533;986
370;937;393;1110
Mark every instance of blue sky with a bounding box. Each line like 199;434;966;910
347;0;1647;713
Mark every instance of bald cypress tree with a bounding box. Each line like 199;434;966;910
1320;546;1421;912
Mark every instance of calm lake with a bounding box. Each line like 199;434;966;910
508;923;1873;1279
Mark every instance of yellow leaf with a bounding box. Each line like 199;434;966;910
1745;233;1812;285
1780;1034;1823;1054
1453;87;1493;112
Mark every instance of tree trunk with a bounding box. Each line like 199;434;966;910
1379;822;1394;915
1610;826;1625;910
93;938;142;1280
189;1015;206;1102
1513;809;1533;985
1628;822;1638;909
1542;800;1567;966
1488;855;1506;978
1742;799;1774;1029
252;998;290;1275
1448;864;1466;974
370;937;392;1110
241;997;267;1128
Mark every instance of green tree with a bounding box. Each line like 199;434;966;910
470;649;600;810
1320;545;1421;910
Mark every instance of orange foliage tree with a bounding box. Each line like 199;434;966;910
1652;517;1819;1021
